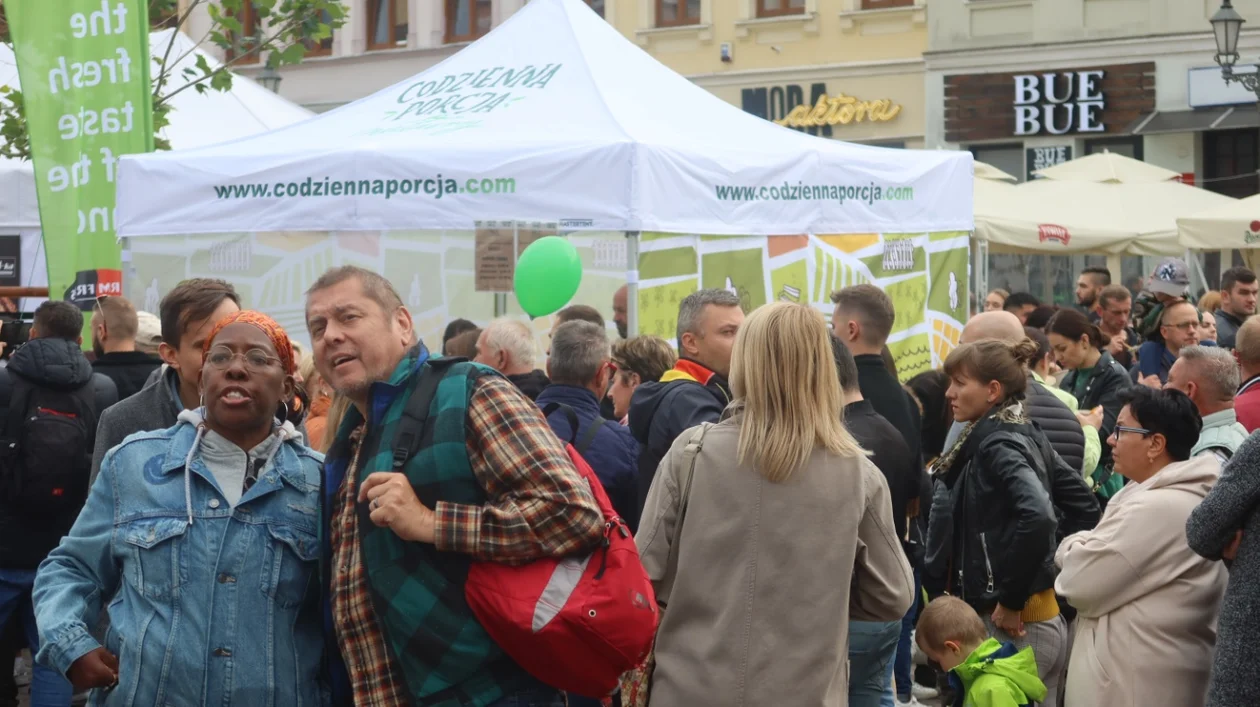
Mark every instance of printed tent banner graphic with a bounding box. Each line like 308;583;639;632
114;0;972;239
6;0;155;322
637;232;970;382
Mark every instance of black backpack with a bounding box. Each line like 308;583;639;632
0;372;98;513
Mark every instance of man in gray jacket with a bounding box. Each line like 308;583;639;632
91;279;240;480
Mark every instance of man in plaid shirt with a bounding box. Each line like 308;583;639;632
306;266;603;707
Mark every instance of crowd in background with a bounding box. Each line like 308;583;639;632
0;258;1253;706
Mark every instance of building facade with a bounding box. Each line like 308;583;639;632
607;0;928;147
926;0;1260;295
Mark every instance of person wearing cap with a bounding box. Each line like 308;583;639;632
1132;258;1201;387
134;311;162;357
33;311;326;705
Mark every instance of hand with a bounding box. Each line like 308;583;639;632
1139;374;1163;390
991;604;1026;638
359;472;437;543
1076;406;1104;430
1108;334;1128;356
67;647;118;691
1224;530;1243;561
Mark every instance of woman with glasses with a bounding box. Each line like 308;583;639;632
1056;387;1226;707
1048;309;1133;500
33;311;325;705
927;339;1099;707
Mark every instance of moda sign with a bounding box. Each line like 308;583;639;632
1014;71;1105;136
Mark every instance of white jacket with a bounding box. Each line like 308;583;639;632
1055;455;1228;707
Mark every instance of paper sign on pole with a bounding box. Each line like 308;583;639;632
6;0;154;333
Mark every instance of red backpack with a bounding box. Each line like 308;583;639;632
463;403;658;698
392;365;658;699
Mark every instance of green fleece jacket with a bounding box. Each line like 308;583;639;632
952;638;1047;707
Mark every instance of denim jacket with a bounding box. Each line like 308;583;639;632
33;419;326;707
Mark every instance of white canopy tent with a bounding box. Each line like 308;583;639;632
0;30;312;300
115;0;972;336
116;0;971;238
1178;193;1260;272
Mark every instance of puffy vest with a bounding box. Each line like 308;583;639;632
1024;379;1086;474
1192;409;1251;460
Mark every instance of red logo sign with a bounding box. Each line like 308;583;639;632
1038;224;1070;245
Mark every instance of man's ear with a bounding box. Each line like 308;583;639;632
393;306;414;346
847;319;861;344
76;335;83;346
680;331;697;358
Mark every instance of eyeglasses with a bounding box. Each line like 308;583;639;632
205;346;282;372
1111;425;1152;440
1163;321;1198;332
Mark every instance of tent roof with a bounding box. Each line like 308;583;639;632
977;178;1234;255
0;30;313;229
1032;151;1179;184
1178;192;1260;250
115;0;972;238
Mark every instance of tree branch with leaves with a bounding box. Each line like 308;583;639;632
0;0;345;160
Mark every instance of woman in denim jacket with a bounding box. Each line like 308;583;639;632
33;311;325;706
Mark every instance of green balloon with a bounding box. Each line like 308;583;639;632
514;236;583;317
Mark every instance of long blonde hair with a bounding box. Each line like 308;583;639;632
320;394;353;454
730;302;863;482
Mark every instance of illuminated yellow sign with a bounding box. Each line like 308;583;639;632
774;93;902;128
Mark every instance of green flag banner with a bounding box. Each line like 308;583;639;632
7;0;153;329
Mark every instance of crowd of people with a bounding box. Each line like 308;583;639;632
0;259;1252;706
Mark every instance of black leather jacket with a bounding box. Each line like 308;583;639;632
925;424;1100;611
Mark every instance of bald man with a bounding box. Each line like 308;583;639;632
943;312;1089;474
960;310;1024;345
1235;317;1260;432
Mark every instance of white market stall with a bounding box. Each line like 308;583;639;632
0;30;313;307
116;0;974;375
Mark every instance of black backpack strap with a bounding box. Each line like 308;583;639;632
390;357;466;472
539;402;581;446
575;417;605;457
3;373;31;444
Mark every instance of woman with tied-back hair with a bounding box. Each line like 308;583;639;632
926;339;1100;707
636;302;913;707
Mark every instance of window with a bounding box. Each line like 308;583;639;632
445;0;491;43
305;9;334;57
1085;136;1144;161
367;0;408;50
585;0;606;17
860;0;914;9
224;1;260;65
656;0;701;27
151;0;179;29
757;0;804;17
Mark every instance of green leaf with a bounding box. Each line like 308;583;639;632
279;43;307;64
209;70;234;93
218;15;243;36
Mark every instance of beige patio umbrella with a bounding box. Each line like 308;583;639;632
1179;193;1260;269
975;161;1018;182
1032;151;1180;184
978;179;1234;255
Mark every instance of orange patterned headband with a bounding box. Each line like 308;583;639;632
202;311;295;375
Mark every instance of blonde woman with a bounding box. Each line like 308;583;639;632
636;302;913;706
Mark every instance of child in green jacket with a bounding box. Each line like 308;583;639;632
916;597;1048;707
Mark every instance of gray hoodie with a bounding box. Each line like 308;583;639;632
90;365;184;484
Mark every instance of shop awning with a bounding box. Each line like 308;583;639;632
1128;107;1260;135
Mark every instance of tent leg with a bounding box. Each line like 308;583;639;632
973;236;988;316
626;231;640;337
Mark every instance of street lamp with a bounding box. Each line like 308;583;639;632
1212;1;1255;93
258;65;283;94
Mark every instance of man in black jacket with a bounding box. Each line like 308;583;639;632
833;336;925;705
90;294;162;400
831;285;924;463
629;288;743;509
0;301;117;705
